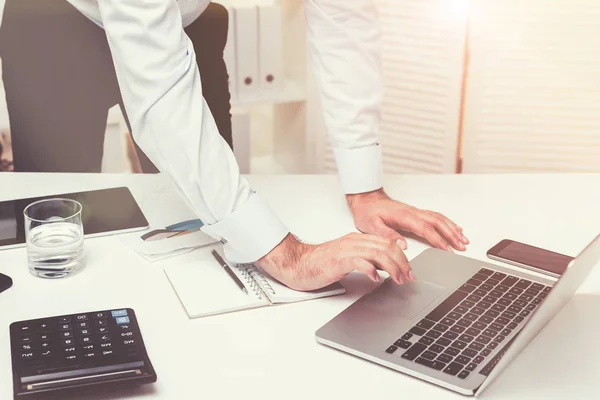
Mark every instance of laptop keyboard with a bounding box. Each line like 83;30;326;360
385;268;551;380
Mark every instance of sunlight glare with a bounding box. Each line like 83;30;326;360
444;0;470;20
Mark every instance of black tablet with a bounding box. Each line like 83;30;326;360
0;187;149;250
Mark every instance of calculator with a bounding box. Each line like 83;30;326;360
9;308;157;399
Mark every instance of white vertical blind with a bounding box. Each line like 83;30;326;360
321;0;468;174
461;0;600;173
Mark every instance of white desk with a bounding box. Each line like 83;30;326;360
1;173;600;400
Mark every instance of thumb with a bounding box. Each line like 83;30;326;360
373;220;407;250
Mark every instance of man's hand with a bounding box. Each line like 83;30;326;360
346;188;469;252
256;233;414;291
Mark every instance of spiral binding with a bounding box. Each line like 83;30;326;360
235;263;276;298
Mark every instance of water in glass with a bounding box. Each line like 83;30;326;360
24;198;85;278
27;222;84;278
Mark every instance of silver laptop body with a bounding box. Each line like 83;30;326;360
315;234;600;396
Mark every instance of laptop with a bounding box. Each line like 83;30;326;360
315;234;600;396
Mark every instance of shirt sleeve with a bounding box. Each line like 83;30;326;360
304;0;383;194
97;0;289;263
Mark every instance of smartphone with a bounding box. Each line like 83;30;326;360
487;239;573;278
0;273;12;293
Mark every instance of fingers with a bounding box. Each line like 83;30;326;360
455;224;469;244
365;249;407;284
438;213;470;245
424;212;466;251
372;220;407;250
408;218;451;251
397;211;467;252
345;233;413;284
360;236;411;281
347;257;380;283
388;214;449;251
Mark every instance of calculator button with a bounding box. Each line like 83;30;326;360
40;342;51;349
20;325;31;332
119;324;131;330
100;342;112;349
60;323;72;330
21;335;32;343
21;344;33;351
111;309;128;317
123;339;136;346
120;331;134;338
100;334;111;341
75;314;88;321
65;355;78;361
40;333;50;341
80;329;91;336
95;319;108;327
97;327;108;334
102;350;113;356
58;316;71;323
21;352;34;359
39;323;50;330
63;346;76;354
78;322;89;329
80;336;93;345
116;316;130;325
82;344;95;351
41;350;52;357
61;331;73;338
84;352;96;358
62;339;75;346
93;312;108;319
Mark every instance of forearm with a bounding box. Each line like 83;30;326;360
305;0;383;194
98;0;289;262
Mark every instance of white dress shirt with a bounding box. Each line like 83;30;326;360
66;0;383;263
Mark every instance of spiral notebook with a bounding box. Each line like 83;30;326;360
164;257;346;318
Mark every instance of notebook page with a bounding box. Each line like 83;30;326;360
243;265;346;304
164;262;268;318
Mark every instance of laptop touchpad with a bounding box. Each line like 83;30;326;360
369;280;447;321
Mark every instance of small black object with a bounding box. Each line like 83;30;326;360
10;308;156;399
0;272;12;293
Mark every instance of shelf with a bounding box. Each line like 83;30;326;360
231;81;306;107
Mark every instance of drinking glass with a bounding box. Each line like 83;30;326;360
23;198;85;278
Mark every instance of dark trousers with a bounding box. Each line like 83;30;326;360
0;0;232;173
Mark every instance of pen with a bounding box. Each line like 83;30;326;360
211;249;248;295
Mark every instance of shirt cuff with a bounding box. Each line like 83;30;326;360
333;144;383;194
201;192;290;264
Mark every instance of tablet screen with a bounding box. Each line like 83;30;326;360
0;187;149;248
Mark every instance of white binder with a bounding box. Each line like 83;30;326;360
233;4;259;101
257;1;283;93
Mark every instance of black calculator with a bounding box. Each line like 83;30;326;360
9;308;157;399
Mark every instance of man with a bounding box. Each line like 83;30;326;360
0;0;232;173
60;0;470;289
